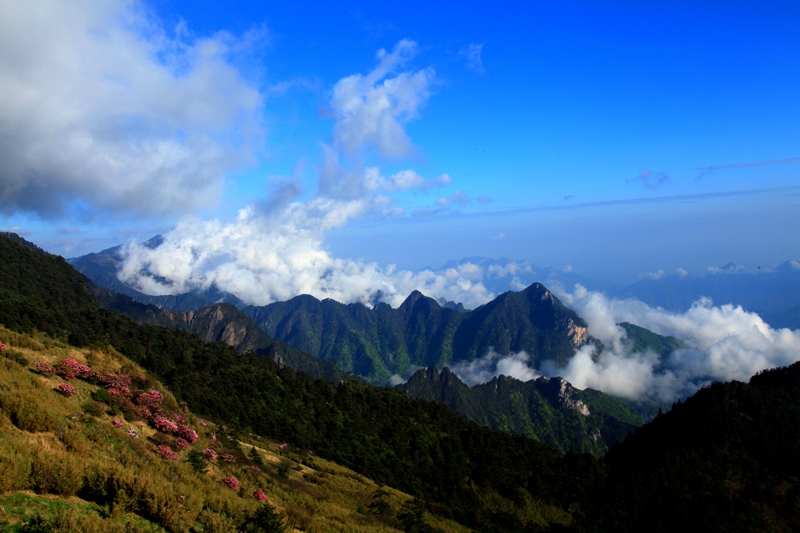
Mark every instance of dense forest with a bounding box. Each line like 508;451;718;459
3;233;800;531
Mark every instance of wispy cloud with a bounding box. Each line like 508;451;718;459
694;157;800;180
627;169;669;189
435;190;469;206
459;43;485;74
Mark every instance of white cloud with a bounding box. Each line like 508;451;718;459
443;285;800;404
329;39;434;158
642;269;664;280
118;200;495;308
545;285;800;403
677;267;689;278
435;190;469;206
0;0;264;217
451;349;540;386
117;40;495;310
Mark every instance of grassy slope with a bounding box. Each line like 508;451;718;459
0;325;472;533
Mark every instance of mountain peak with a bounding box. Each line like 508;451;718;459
776;259;800;271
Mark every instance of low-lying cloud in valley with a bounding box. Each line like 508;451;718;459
452;285;800;405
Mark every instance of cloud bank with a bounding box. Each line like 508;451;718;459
448;285;800;404
118;40;491;309
0;0;264;217
547;286;800;403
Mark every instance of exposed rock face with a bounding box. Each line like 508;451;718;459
546;377;591;417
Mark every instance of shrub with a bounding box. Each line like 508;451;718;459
187;449;208;472
221;476;240;490
203;448;218;460
58;382;76;397
111;418;123;428
91;387;110;403
253;489;266;501
157;445;179;460
30;453;83;496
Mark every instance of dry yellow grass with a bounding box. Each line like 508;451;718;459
0;325;472;533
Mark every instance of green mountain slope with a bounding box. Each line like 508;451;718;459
244;284;592;383
0;233;589;531
90;285;359;383
398;367;642;455
594;362;800;532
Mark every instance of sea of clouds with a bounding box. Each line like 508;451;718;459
450;285;800;404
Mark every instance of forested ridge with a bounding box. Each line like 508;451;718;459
3;233;800;531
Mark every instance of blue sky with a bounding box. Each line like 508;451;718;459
1;0;798;300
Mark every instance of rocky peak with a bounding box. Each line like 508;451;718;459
543;377;591;417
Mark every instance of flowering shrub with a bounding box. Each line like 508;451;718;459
157;445;179;460
176;425;198;443
253;489;266;501
250;466;262;472
111;418;123;428
198;420;207;427
208;433;217;442
173;413;186;424
35;362;55;374
173;438;190;450
58;382;76;397
135;390;164;408
179;401;188;412
152;416;179;434
221;477;240;490
0;342;6;351
56;358;92;380
221;453;236;463
127;428;139;439
203;448;217;460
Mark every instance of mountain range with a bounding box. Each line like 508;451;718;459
69;243;800;330
3;231;800;530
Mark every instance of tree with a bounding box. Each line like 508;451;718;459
248;445;265;467
239;503;288;533
367;484;393;516
398;498;433;533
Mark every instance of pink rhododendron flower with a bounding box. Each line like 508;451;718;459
221;453;236;463
203;448;217;460
173;437;190;450
253;489;266;501
157;445;179;460
173;413;186;424
35;362;54;374
198;420;207;427
250;466;262;472
221;476;240;490
0;342;6;351
208;433;217;441
176;425;198;443
111;419;123;428
58;382;76;397
152;416;179;434
127;428;139;438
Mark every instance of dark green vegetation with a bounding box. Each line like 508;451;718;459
6;233;800;531
242;285;592;383
399;367;642;455
618;322;684;357
91;285;359;383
